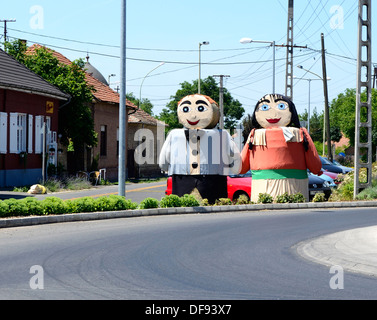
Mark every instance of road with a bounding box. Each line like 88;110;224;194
0;207;377;300
0;181;167;204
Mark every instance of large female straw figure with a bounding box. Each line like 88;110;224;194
240;93;322;202
159;94;241;204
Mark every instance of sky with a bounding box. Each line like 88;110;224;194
1;0;376;122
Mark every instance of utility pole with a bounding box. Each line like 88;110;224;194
354;0;372;198
213;75;229;129
118;0;127;197
0;19;16;48
321;33;332;162
285;0;294;99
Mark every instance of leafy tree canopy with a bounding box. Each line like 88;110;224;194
5;40;97;148
329;88;377;147
158;76;245;131
126;92;154;115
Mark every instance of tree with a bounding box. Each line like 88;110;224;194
307;108;324;142
5;40;97;149
330;87;377;153
329;88;357;145
158;76;244;131
126;92;154;115
330;88;377;144
241;114;253;144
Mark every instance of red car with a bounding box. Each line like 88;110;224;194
321;170;339;183
165;174;251;201
165;170;331;201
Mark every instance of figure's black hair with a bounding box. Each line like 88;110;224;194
251;93;301;129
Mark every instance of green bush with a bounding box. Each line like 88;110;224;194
336;182;354;201
42;197;69;215
275;192;292;203
214;198;232;206
312;192;326;202
257;193;273;204
3;198;29;216
94;196;114;212
93;195;137;212
201;198;210;206
0;201;9;217
356;186;377;200
13;186;29;192
20;197;44;215
180;194;200;207
290;193;305;203
107;195;138;210
67;197;96;213
138;197;160;209
234;194;250;205
159;194;181;208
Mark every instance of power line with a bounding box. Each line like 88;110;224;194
4;26;265;53
8;35;316;66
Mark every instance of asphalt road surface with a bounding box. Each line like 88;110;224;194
0;206;377;300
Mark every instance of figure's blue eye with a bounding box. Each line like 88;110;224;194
182;106;191;113
197;105;207;112
277;103;288;110
260;104;270;111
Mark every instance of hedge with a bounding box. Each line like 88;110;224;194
0;191;317;218
0;194;200;218
0;195;139;218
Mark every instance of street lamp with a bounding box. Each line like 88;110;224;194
139;62;165;110
240;37;276;93
297;65;331;156
198;41;209;94
293;76;325;134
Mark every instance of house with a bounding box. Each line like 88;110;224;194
0;48;70;187
28;45;166;181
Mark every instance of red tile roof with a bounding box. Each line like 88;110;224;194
26;45;167;126
128;108;166;126
27;44;136;108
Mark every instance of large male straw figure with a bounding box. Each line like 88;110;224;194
159;94;241;203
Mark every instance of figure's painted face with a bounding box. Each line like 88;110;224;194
255;94;292;128
177;94;220;129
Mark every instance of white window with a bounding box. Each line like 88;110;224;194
10;113;27;154
35;115;44;154
28;114;33;153
0;112;7;154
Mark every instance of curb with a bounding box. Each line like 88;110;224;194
1;200;377;229
296;225;377;278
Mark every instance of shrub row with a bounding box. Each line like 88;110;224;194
0;195;138;218
0;191;323;219
0;194;203;218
